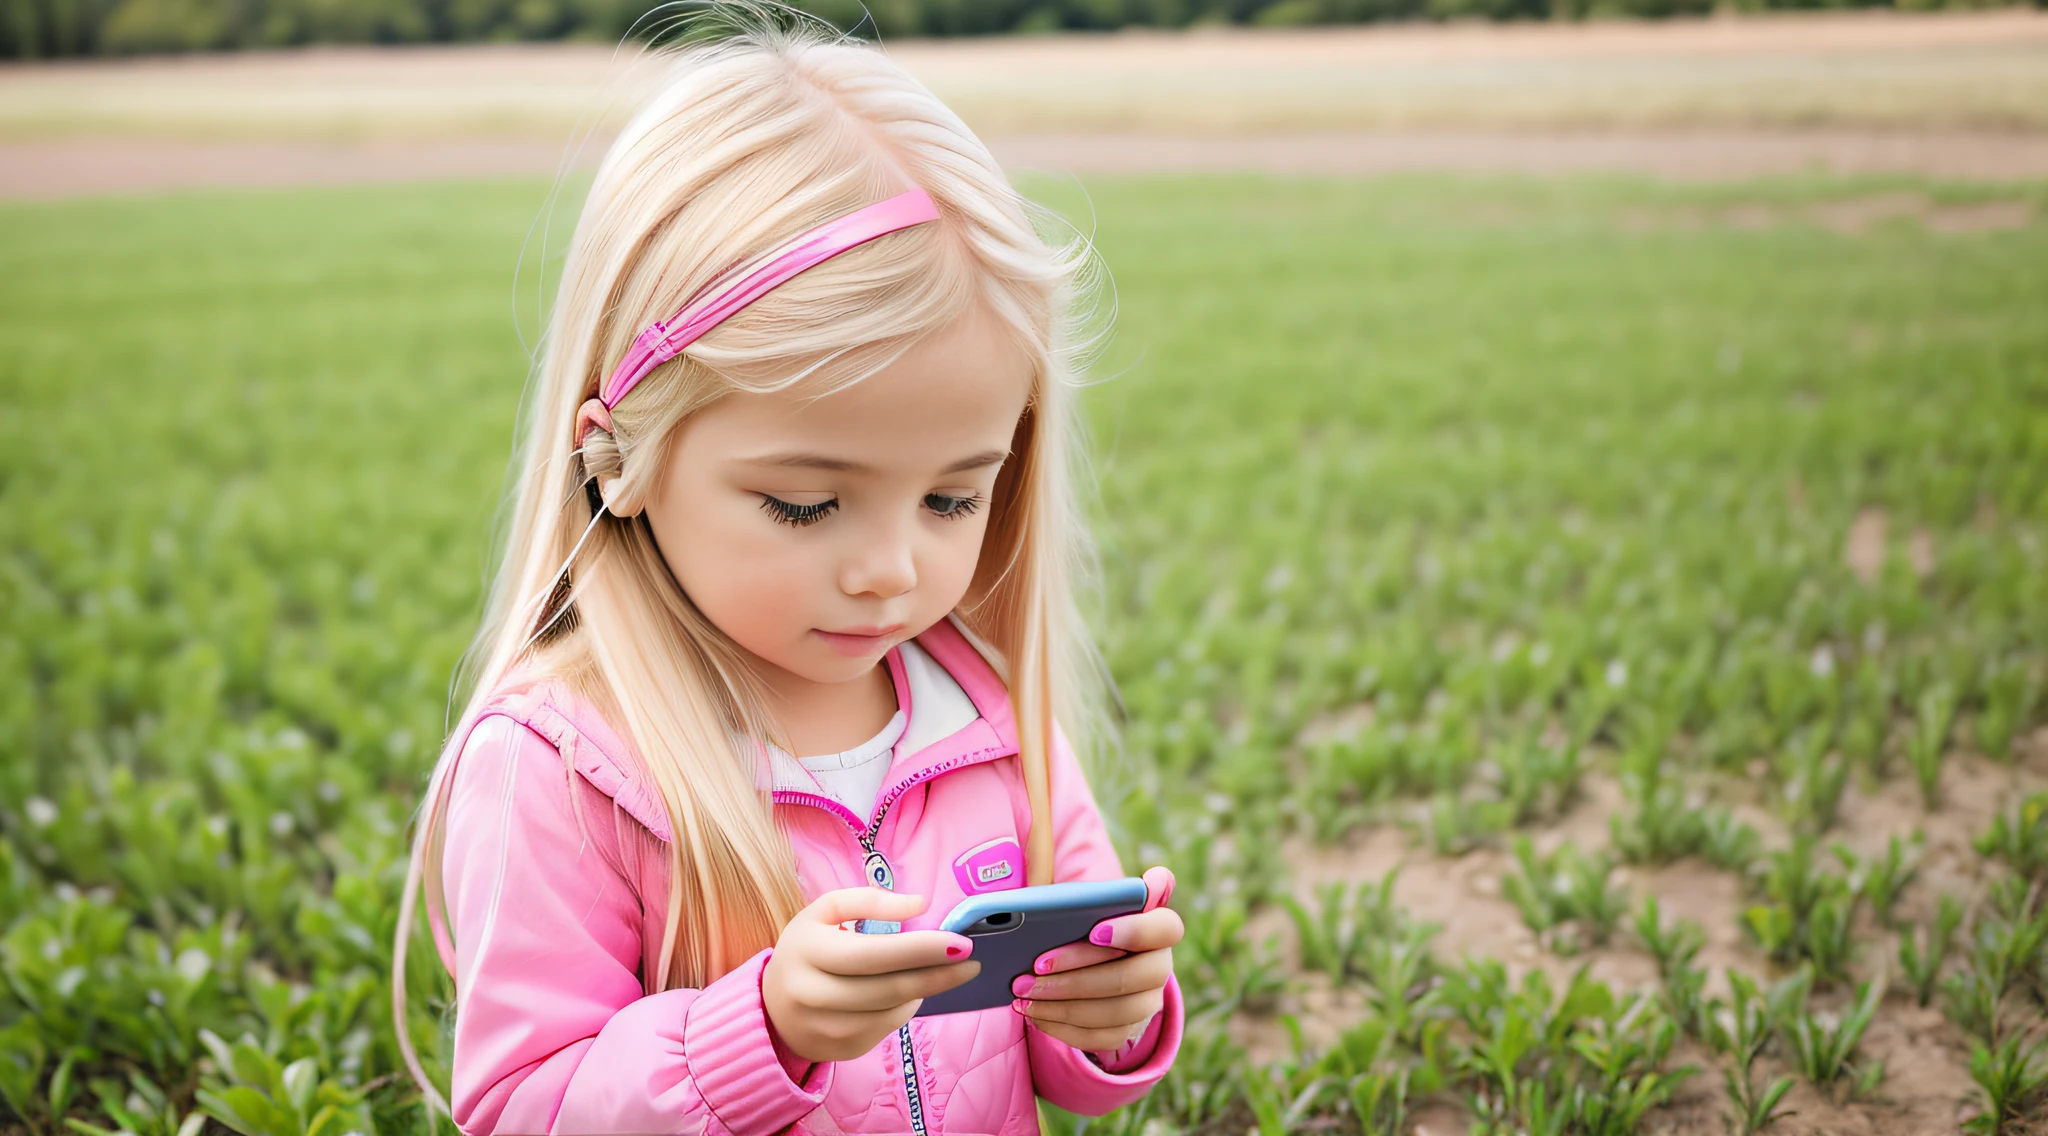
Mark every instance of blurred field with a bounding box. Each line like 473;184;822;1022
4;167;2046;1134
5;9;2048;197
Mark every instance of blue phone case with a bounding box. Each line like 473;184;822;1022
915;877;1150;1017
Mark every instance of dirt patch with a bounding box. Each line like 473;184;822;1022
7;11;2048;140
1847;508;1888;584
7;12;2048;199
1230;732;2048;1130
1618;192;2038;236
10;131;2048;201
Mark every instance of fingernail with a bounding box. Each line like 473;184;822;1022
1011;998;1031;1015
946;942;971;960
1035;952;1058;975
1089;923;1115;947
1012;975;1035;998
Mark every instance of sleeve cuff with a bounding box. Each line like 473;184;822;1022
1088;1007;1166;1073
682;948;832;1134
1024;971;1185;1115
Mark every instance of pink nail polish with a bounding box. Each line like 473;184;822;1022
946;943;969;960
1089;924;1114;946
1012;975;1035;998
1011;998;1030;1015
1035;953;1057;975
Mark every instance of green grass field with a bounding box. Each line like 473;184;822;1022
3;171;2047;1136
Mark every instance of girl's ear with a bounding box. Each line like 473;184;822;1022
574;398;613;451
576;398;644;518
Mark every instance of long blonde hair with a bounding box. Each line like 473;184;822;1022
390;10;1118;1119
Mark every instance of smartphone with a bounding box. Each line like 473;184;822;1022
914;877;1150;1017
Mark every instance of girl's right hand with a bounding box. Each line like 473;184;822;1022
762;888;981;1062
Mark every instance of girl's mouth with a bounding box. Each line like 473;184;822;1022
815;627;901;655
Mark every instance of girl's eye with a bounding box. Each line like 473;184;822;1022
760;496;838;527
926;493;982;521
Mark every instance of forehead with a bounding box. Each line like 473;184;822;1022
698;308;1034;474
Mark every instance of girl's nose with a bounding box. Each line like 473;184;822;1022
839;512;918;599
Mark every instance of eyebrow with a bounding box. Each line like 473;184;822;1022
735;449;1010;476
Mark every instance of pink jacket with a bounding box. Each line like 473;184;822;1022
425;614;1184;1135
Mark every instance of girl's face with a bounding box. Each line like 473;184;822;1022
612;303;1033;710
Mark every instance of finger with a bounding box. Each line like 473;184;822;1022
1017;989;1163;1030
807;960;981;1012
1031;1018;1154;1053
815;928;976;977
1030;941;1125;977
807;887;931;928
1011;948;1169;1002
1087;906;1185;953
1140;866;1176;912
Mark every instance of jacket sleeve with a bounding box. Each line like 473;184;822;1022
440;714;830;1136
1022;718;1185;1116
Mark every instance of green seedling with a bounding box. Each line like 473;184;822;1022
1503;835;1627;953
1743;904;1799;965
1281;879;1367;982
1984;875;2036;926
1712;970;1800;1135
192;1029;377;1136
1723;1066;1797;1136
1359;922;1441;1047
1899;896;1965;1007
1974;792;2048;882
1743;837;1862;980
1346;1066;1414;1136
1907;681;1958;809
1702;809;1763;874
1780;974;1886;1104
1423;790;1512;857
1965;1035;2048;1136
1632;896;1706;979
1495;732;1585;825
1800;894;1859;985
1944;969;2007;1045
1279;870;1411;985
1973;659;2038;763
67;1069;209;1136
1242;1054;1335;1136
1778;724;1848;834
1757;835;1836;923
1836;833;1921;928
1150;1017;1247;1130
1178;892;1287;1017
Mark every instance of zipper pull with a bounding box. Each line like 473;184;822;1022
855;843;902;934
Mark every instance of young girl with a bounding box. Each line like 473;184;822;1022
389;17;1184;1136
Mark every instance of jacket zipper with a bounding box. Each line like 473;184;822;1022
771;740;1014;1136
856;799;927;1136
770;789;928;1135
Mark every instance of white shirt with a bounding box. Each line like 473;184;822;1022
759;636;982;819
772;709;905;823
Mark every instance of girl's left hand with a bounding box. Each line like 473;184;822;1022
1010;866;1181;1052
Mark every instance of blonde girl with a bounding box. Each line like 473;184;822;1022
389;13;1184;1136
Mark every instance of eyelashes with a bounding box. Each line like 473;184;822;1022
758;493;983;529
759;497;837;527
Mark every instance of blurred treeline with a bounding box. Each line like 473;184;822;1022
3;0;2039;63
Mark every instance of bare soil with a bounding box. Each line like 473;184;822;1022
1232;726;2048;1133
4;10;2048;199
7;130;2048;201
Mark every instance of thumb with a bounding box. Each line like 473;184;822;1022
810;887;930;926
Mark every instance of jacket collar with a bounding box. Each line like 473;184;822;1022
764;612;1019;815
508;611;1018;844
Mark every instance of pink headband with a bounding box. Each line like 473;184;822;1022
597;186;942;411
